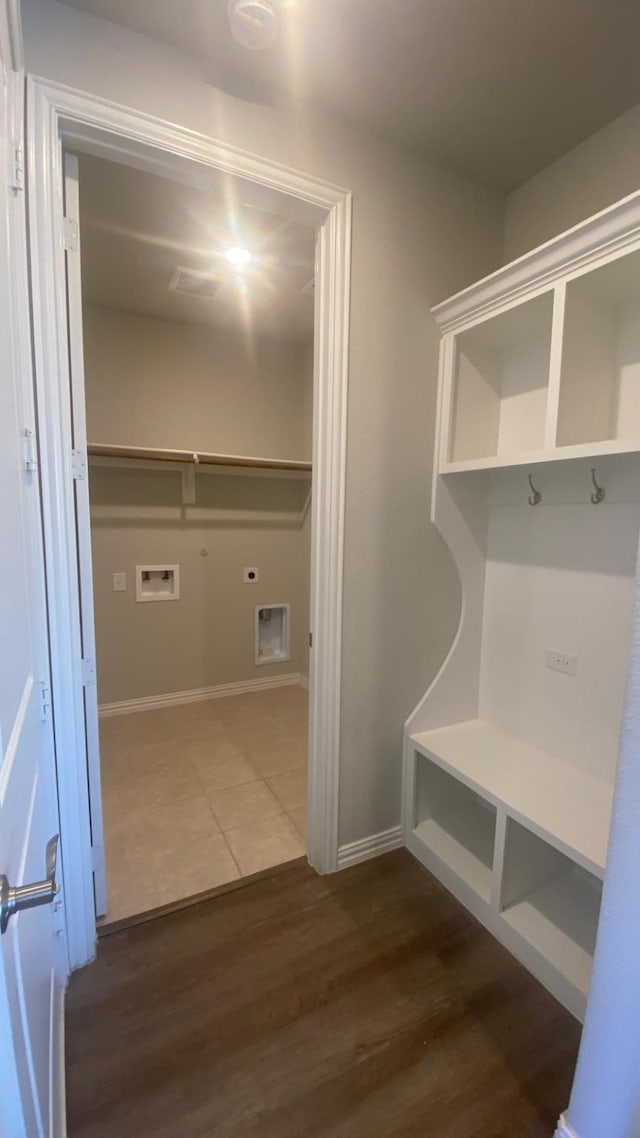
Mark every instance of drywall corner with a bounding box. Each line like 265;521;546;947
504;102;640;262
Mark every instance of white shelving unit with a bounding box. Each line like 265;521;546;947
411;720;612;876
87;443;312;509
404;190;640;1021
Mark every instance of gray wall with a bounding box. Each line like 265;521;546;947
84;305;312;704
89;465;311;704
84;304;312;459
504;102;640;261
23;0;505;846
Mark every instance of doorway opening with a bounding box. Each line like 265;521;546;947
28;76;350;969
68;148;316;927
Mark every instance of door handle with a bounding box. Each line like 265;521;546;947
0;835;60;934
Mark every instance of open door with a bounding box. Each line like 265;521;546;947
0;6;68;1135
62;153;107;917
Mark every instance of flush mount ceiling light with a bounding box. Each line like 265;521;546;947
227;0;279;50
225;246;253;266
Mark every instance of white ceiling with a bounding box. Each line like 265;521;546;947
77;153;316;341
58;0;640;191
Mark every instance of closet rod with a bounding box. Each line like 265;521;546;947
87;443;312;473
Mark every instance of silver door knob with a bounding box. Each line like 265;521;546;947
0;835;60;934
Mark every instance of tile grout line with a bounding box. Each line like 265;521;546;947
204;775;284;836
218;830;243;880
101;689;309;905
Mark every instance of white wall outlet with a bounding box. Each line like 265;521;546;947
545;649;577;676
113;572;127;592
243;567;259;583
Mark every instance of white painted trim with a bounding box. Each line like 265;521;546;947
432;187;640;333
63;152;107;919
98;674;307;717
554;1117;579;1138
27;77;351;969
5;0;22;71
306;208;350;879
298;674;310;692
337;827;404;870
27;79;97;972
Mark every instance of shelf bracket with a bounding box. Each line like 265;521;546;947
181;457;197;505
527;474;541;506
590;468;605;505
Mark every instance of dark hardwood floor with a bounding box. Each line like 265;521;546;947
65;850;580;1138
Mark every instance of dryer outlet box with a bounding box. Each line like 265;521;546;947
255;603;290;665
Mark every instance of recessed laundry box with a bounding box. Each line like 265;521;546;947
255;604;290;665
135;564;180;602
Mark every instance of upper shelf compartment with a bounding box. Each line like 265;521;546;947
557;249;640;450
434;189;640;474
448;292;554;466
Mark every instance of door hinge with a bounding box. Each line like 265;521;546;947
63;216;79;252
81;658;95;686
52;889;66;936
22;427;37;472
308;632;313;648
10;141;24;192
39;682;51;721
71;449;87;480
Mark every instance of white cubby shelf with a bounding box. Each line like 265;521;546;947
406;729;609;1019
449;291;554;466
501;819;602;1004
413;757;497;903
404;187;640;1023
410;720;612;877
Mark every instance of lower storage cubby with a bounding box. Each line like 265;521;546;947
500;819;602;998
413;756;496;902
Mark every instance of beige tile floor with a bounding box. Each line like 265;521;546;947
99;685;308;924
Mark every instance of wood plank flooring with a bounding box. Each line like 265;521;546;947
65;850;580;1138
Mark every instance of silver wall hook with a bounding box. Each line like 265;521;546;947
527;473;541;506
590;468;605;504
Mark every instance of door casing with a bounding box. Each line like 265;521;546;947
27;76;352;969
0;7;67;1133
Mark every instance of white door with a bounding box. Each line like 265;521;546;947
62;153;107;917
0;9;68;1138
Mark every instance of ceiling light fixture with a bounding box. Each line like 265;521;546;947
225;247;253;266
227;0;279;50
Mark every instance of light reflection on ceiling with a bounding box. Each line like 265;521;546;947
77;152;316;344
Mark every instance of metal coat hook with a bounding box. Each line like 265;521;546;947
590;468;605;504
527;474;541;506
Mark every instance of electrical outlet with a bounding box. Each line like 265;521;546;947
545;649;577;676
243;567;259;583
113;572;127;592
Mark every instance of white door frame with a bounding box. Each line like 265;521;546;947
27;76;351;971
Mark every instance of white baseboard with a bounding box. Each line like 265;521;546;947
554;1118;579;1138
99;673;307;717
337;825;404;869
